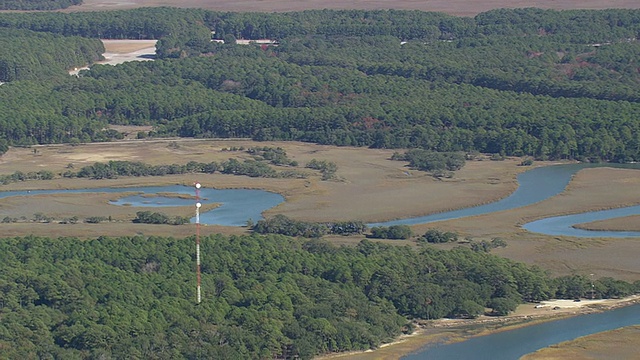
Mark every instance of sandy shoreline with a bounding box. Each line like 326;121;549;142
317;295;640;360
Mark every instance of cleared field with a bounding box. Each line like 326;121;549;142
69;39;157;75
101;39;157;53
65;0;640;16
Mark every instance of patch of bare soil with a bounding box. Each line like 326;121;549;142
97;39;156;65
65;0;640;16
101;39;157;53
69;39;156;75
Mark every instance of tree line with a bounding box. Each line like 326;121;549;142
0;234;637;358
0;9;639;161
0;28;104;82
63;158;312;180
0;0;81;10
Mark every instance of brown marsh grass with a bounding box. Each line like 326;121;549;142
1;138;639;281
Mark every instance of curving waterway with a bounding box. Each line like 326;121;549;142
1;163;639;233
369;162;640;238
0;185;284;227
1;163;639;357
402;303;640;360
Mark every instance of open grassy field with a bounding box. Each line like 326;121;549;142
1;138;639;281
65;0;640;16
101;39;157;54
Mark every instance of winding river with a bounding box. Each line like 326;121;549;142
0;186;284;227
1;163;639;234
403;303;640;360
1;162;639;357
369;162;640;238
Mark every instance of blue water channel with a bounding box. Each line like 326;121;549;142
369;162;640;238
0;185;284;227
1;163;639;358
1;163;639;233
403;303;640;360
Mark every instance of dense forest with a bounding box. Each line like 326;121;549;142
1;234;637;359
0;8;639;160
0;0;81;10
1;8;640;357
0;28;103;82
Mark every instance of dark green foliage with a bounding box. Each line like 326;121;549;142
595;277;635;298
33;213;52;223
470;238;508;252
0;8;206;45
550;274;636;300
519;158;534;166
306;159;338;180
133;211;189;225
1;8;640;162
70;160;216;179
331;221;367;236
488;297;519;316
63;159;303;180
396;150;466;172
253;215;367;237
0;28;103;82
252;214;330;237
0;0;81;10
420;229;459;243
0;170;53;185
0;235;635;358
220;158;277;178
369;225;413;240
247;146;297;166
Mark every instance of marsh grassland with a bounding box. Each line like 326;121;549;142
1;138;639;282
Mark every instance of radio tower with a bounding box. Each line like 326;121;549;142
195;182;202;304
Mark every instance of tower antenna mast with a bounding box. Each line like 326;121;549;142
195;182;202;304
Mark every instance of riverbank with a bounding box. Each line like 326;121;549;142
316;295;640;360
1;141;639;279
573;214;640;232
522;325;640;360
